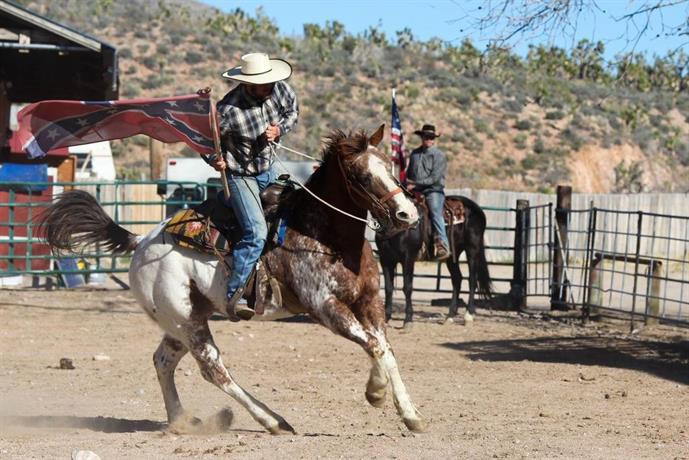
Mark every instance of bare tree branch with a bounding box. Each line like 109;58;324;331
462;0;689;52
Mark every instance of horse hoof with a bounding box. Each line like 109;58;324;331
464;312;474;325
442;316;454;325
167;413;203;434
268;418;296;435
365;391;387;408
208;407;234;431
403;417;428;433
402;321;413;330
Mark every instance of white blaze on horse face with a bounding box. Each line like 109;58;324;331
366;151;418;223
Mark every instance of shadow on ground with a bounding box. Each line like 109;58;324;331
441;336;689;385
0;415;165;433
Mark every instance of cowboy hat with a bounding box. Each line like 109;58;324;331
414;124;440;138
221;53;292;84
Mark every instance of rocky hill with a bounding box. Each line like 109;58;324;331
17;0;689;193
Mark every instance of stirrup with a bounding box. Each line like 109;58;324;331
226;288;254;321
234;302;255;321
434;244;450;261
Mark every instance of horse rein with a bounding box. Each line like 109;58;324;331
270;144;382;230
335;151;403;226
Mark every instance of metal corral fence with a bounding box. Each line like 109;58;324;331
0;179;220;283
552;206;689;328
1;180;688;328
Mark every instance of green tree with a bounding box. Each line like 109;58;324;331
570;39;605;81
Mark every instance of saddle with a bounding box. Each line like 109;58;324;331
163;176;295;315
414;193;465;261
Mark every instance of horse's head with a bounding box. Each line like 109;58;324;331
325;124;418;230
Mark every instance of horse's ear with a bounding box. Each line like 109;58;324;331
369;124;385;147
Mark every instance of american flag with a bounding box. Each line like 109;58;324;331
15;93;216;159
390;90;406;182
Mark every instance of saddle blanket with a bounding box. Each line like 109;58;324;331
163;208;230;256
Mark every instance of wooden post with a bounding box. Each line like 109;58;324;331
510;199;530;310
551;185;572;310
645;260;662;325
149;138;166;180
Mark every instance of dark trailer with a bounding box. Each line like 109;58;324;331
0;0;118;154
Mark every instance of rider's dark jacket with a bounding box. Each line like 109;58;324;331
406;146;447;194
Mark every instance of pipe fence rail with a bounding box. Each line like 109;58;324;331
1;180;688;328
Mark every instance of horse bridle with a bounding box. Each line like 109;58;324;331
336;150;404;225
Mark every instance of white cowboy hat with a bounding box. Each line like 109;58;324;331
221;53;292;84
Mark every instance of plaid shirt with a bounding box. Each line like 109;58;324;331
216;80;299;175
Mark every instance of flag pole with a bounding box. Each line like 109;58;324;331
391;87;397;178
210;107;231;200
200;87;231;200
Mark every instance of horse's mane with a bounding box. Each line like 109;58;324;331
320;129;369;163
305;129;369;186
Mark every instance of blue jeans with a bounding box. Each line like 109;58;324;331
425;191;449;248
223;164;278;300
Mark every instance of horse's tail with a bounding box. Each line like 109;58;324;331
37;190;139;255
461;196;493;299
475;236;493;299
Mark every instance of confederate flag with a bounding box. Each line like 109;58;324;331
15;93;216;159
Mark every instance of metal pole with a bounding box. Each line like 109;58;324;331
581;205;597;322
551;185;572;310
630;212;644;332
509;199;529;310
8;188;15;274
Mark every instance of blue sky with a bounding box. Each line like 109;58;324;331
201;1;688;60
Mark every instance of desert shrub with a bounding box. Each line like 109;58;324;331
185;51;204;64
137;43;150;54
404;84;420;100
570;113;588;130
142;56;157;70
513;133;528;149
559;127;584;151
131;135;149;147
613;160;644;193
142;74;174;90
473;118;494;137
496;119;510;131
545;110;565;120
514;119;532;131
533;137;545;154
121;80;141;97
676;142;689;166
119;47;133;59
157;43;170;55
607;113;623;130
501;98;523;113
631;124;655;152
169;32;183;46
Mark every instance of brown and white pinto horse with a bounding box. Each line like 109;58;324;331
37;126;426;434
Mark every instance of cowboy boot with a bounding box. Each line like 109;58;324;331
226;287;255;321
433;238;450;261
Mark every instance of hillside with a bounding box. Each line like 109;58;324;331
16;0;689;193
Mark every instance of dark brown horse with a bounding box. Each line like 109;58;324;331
376;196;492;326
37;126;427;434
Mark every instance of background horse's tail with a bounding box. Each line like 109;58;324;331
458;196;493;299
475;236;493;298
38;190;139;255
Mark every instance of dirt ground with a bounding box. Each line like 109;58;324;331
1;282;688;459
